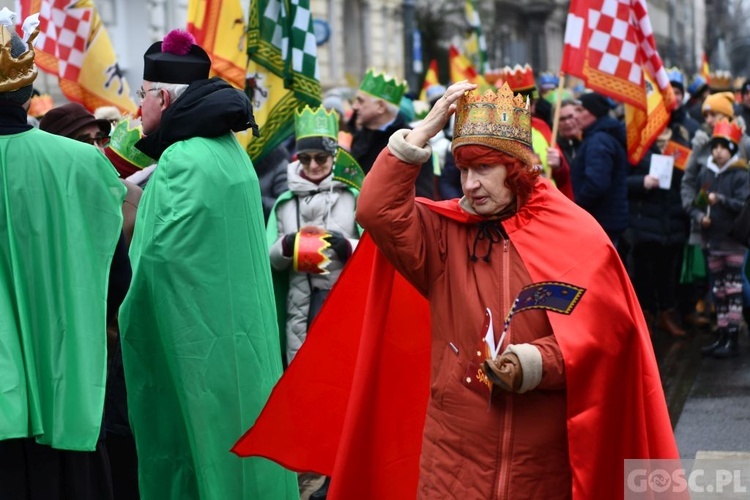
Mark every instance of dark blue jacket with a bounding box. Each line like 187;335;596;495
571;116;629;237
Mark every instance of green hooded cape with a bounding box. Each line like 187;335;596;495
0;128;125;451
119;134;298;499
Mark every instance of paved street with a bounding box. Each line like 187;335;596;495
670;327;750;457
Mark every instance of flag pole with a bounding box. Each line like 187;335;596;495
550;72;566;149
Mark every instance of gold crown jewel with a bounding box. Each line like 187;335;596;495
0;10;40;93
452;82;535;166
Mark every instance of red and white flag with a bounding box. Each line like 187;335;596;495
562;0;675;164
16;0;137;114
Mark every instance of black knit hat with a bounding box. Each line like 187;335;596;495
579;92;613;118
143;29;211;84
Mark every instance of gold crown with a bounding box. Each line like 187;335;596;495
0;14;39;93
452;82;535;166
709;70;732;91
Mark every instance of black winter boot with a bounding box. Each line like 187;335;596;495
701;331;728;356
713;331;740;358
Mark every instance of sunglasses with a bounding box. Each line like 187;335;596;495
298;153;331;165
75;133;110;147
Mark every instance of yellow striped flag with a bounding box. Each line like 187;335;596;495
700;53;711;83
187;0;247;90
17;0;137;114
243;0;321;162
419;59;439;102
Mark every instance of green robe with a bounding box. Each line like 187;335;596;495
0;128;125;451
119;134;298;500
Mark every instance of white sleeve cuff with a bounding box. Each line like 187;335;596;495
388;129;433;165
504;343;543;393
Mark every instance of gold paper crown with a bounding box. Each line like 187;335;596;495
0;16;39;93
452;82;535;166
709;70;732;92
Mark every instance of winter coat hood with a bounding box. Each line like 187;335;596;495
136;77;258;159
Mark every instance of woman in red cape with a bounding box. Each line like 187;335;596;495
234;82;682;499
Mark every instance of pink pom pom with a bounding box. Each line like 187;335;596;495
161;29;195;56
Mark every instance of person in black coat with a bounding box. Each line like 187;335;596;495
627;127;690;336
349;71;435;199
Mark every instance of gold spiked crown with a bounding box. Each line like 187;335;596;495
0;13;40;93
708;70;732;92
452;82;535;166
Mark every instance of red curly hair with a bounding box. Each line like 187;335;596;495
453;144;540;206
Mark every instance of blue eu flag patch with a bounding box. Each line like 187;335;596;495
514;281;585;315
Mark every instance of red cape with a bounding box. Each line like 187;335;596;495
233;185;679;499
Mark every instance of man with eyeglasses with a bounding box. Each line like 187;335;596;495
117;29;297;499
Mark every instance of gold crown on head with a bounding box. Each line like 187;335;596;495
452;82;535;166
0;10;40;93
709;70;732;91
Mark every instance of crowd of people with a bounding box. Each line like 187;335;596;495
1;6;749;500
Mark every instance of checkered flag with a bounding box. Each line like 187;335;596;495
245;0;322;162
16;0;137;114
35;0;90;81
561;0;676;164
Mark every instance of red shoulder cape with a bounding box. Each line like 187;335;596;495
232;182;679;499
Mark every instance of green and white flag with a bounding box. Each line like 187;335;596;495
244;0;322;162
465;0;489;75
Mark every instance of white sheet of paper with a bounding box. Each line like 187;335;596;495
649;154;674;190
483;308;504;359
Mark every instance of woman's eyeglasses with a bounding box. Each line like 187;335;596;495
297;153;331;165
74;133;110;147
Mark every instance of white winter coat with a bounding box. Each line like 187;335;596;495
269;161;359;363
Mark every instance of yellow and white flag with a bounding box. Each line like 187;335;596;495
187;0;247;90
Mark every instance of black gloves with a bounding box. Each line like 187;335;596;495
282;230;351;265
324;230;352;265
281;233;297;258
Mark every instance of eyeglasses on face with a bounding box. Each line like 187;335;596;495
136;87;161;101
74;133;110;147
297;153;331;165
